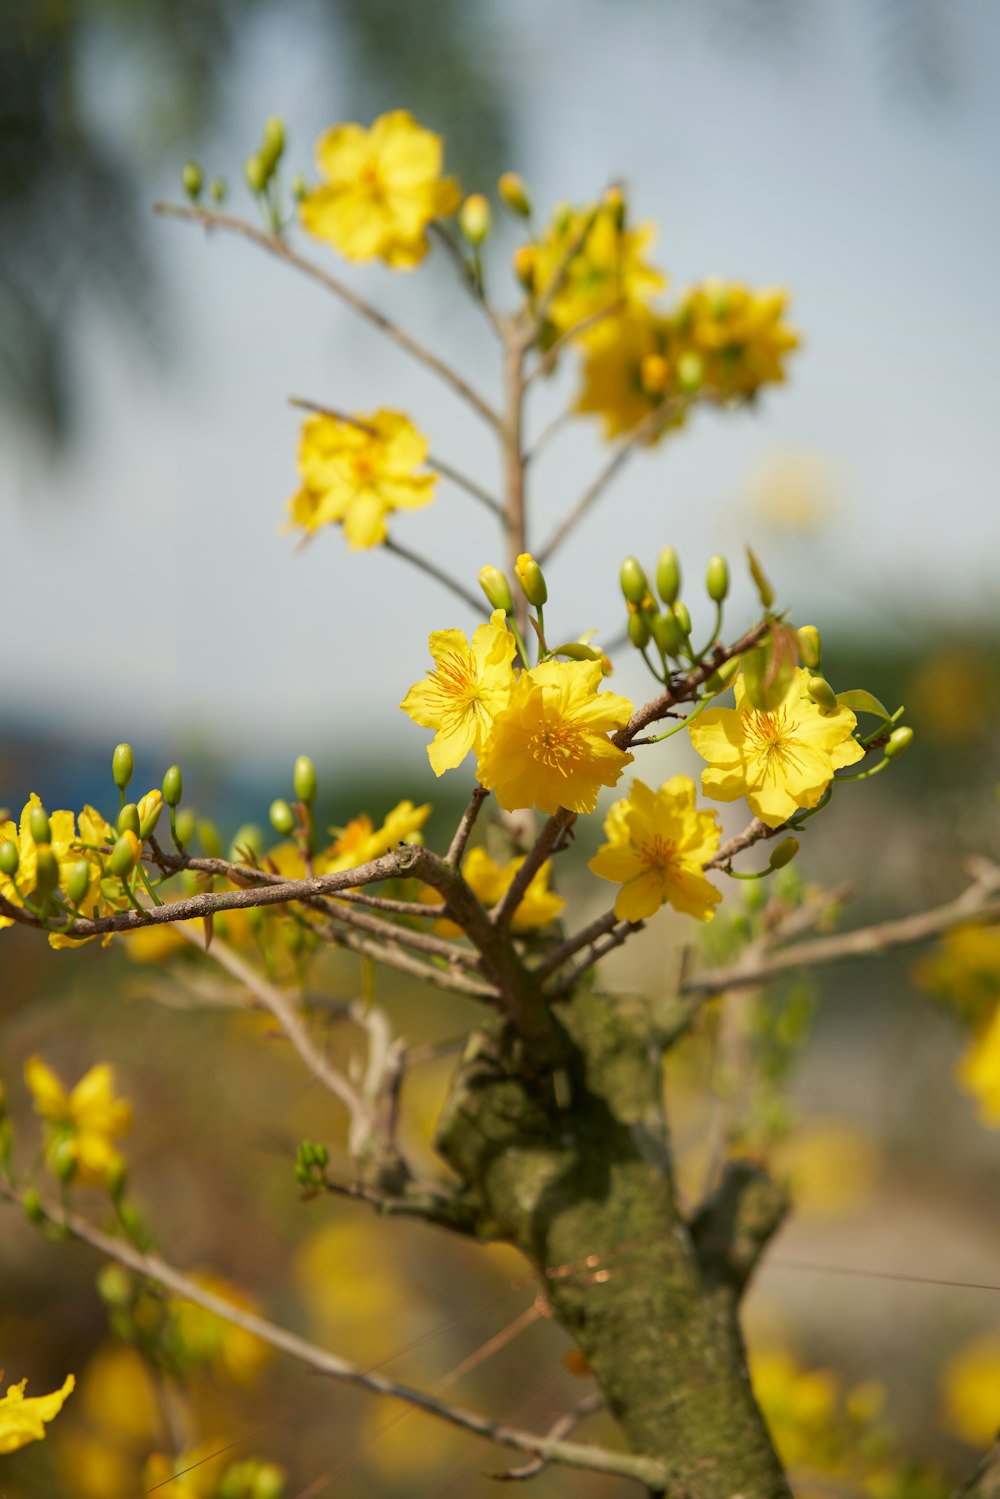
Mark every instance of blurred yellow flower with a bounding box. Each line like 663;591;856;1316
689;668;863;828
748;450;834;534
476;659;633;815
24;1057;131;1187
939;1334;1000;1447
168;1272;271;1384
914;925;1000;1027
676;277;799;397
141;1440;228;1499
317;799;432;875
588;776;721;923
575;310;686;440
287;410;435;550
400;611;517;775
955;1004;1000;1127
772;1122;879;1218
430;846;565;935
0;1373;75;1453
299;109;460;267
908;649;995;745
532;201;665;340
751;1348;841;1471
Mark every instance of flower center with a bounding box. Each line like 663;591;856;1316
743;705;796;763
529;719;585;776
638;834;677;874
428;653;483;715
359;158;386;203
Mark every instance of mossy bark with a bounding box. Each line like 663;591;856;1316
435;983;791;1499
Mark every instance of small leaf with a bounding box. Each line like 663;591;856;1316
746;546;776;610
835;689;891;721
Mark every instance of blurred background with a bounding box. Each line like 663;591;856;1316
2;1;999;1495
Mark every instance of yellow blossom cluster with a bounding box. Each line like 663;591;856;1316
914;925;1000;1128
588;777;722;924
0;1373;75;1453
401;612;634;815
23;1058;132;1188
424;846;565;936
286;408;435;550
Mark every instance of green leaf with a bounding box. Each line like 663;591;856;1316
835;689;891;721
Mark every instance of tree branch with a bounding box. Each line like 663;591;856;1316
154;203;502;431
383;537;488;616
492;810;575;933
495;1393;604;1480
446;786;490;867
0;1185;669;1491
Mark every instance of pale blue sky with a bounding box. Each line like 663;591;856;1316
3;0;998;763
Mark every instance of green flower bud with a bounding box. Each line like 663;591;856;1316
22;1187;45;1225
313;1141;329;1168
251;1461;286;1499
162;765;183;807
459;193;491;246
478;565;514;614
181;160;203;201
885;725;914;760
705;555;729;603
66;860;91;907
746;546;776;610
29;805;51;846
197;819;223;859
294;1161;311;1186
52;1135;77;1182
628;611;651;650
293;756;317;806
807;676;838;713
175;808;196;846
138;791;163;840
290;173;308;202
105;1157;127;1200
0;839;19;877
768;837;800;871
230;824;263;863
245;154;268;195
656;547;681;605
512;243;536;290
96;1263;133;1306
514;552;547;607
651;611;685;658
672;601;692;637
34;846;59;896
112;743;134;791
260;115;286;166
209;176;227;204
117;803;140;836
676;350;704;393
270;799;295;836
620;556;649;607
495;170;530;216
796;625;822;670
109;831;140;879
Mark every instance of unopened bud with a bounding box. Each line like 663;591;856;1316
270;799;295;836
0;840;19;878
639;354;670;396
51;1135;77;1182
109;831;140;879
656;546;681;605
796;625;822;670
181;161;203;201
209;177;227;204
603;184;626;230
652;611;685;657
29;806;51;846
163;765;183;807
620;556;649;607
105;1157;127;1200
290;173;307;202
312;1141;329;1168
260;115;285;168
885;726;913;760
768;837;800;871
175;808;196;846
251;1464;286;1499
672;601;692;637
498;171;531;217
676;350;704;392
459;193;491;246
66;860;90;907
514;552;547;607
245;154;268;195
705;555;729;603
628;611;651;650
22;1187;45;1225
112;743;134;791
807;676;838;714
512;244;536;290
117;803;140;836
294;756;317;805
138;790;163;840
478;565;515;614
96;1264;132;1306
34;846;59;896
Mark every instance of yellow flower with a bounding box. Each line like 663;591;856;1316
575;310;686;441
476;659;634;815
676;277;799;397
141;1441;228;1499
688;667;863;829
955;1004;1000;1127
940;1334;1000;1447
750;1348;841;1471
400;611;517;775
0;793;79;930
0;1373;75;1453
287;409;435;550
24;1057;131;1187
316;799;432;875
914;925;1000;1027
532;202;665;341
299;109;460;267
167;1272;271;1384
588;776;722;923
431;847;565;935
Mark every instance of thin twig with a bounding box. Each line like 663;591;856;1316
496;1393;604;1481
446;786;490;867
616;618;771;747
492;810;575;933
0;1184;668;1491
289;398;503;519
428;221;504;336
154;203;501;431
383;537;487;617
335;890;446;918
549;919;640;996
534;909;620;980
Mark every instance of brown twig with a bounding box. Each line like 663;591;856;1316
383;537;488;616
548;918;641;996
496;1393;604;1481
446;785;490;867
492;810;575;933
154;203;501;431
534;908;620;980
